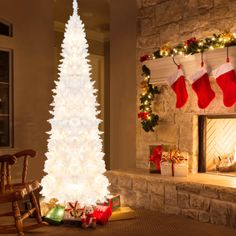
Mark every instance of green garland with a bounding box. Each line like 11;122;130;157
138;31;236;132
138;65;160;132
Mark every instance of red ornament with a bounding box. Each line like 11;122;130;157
138;112;149;120
140;54;149;62
185;37;198;47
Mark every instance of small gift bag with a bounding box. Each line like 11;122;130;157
149;145;163;173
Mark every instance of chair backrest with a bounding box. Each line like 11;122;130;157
0;154;16;193
14;149;36;184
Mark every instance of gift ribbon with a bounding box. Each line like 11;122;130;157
148;145;163;170
65;201;83;218
161;150;188;176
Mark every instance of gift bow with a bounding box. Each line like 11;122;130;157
161;150;187;163
65;201;83;218
149;145;163;170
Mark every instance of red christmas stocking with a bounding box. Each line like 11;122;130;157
212;62;236;107
166;67;188;108
189;67;215;109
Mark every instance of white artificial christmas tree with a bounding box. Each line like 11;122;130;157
41;0;110;206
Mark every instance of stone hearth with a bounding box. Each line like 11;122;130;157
106;169;236;227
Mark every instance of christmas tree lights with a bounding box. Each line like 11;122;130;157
41;0;110;206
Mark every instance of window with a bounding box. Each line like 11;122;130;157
0;49;13;147
0;19;12;37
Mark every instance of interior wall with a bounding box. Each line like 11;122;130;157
110;0;137;169
0;0;54;181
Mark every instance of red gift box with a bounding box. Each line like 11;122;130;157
149;145;163;173
94;205;112;225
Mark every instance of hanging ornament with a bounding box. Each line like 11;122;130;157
160;44;171;57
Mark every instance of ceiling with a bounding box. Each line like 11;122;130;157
54;0;110;34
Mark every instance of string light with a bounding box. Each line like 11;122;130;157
140;31;236;62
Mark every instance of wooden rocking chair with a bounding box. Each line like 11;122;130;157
0;150;47;236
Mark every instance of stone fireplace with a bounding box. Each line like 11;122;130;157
137;46;236;175
198;115;236;176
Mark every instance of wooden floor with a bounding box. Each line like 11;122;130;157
1;209;236;236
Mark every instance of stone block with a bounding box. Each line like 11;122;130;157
165;185;177;206
136;192;151;209
105;171;118;186
212;7;232;20
150;194;164;211
165;205;181;215
180;13;210;34
133;176;148;192
179;137;193;153
200;186;219;199
121;189;137;207
190;194;210;211
118;174;132;189
159;23;180;45
148;181;164;196
138;7;155;19
210;200;231;226
177;183;202;194
155;0;183;26
142;0;161;7
178;192;190;209
108;185;120;195
219;190;236;204
182;209;198;220
140;18;156;36
137;35;159;49
230;204;236;227
156;124;178;144
199;211;210;223
175;113;193;124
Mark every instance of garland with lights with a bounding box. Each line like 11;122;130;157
138;65;160;132
138;31;236;132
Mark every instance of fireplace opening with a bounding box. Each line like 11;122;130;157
198;115;236;177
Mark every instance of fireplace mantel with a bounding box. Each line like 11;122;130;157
144;46;236;85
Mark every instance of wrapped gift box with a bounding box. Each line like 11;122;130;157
63;202;83;222
160;161;173;176
39;198;58;217
105;195;120;211
149;145;163;173
44;206;65;225
94;205;112;225
109;207;136;221
174;161;188;177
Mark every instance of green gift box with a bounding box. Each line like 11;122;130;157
44;206;65;225
97;195;121;211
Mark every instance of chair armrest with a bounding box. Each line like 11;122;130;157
14;149;36;159
0;155;17;165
